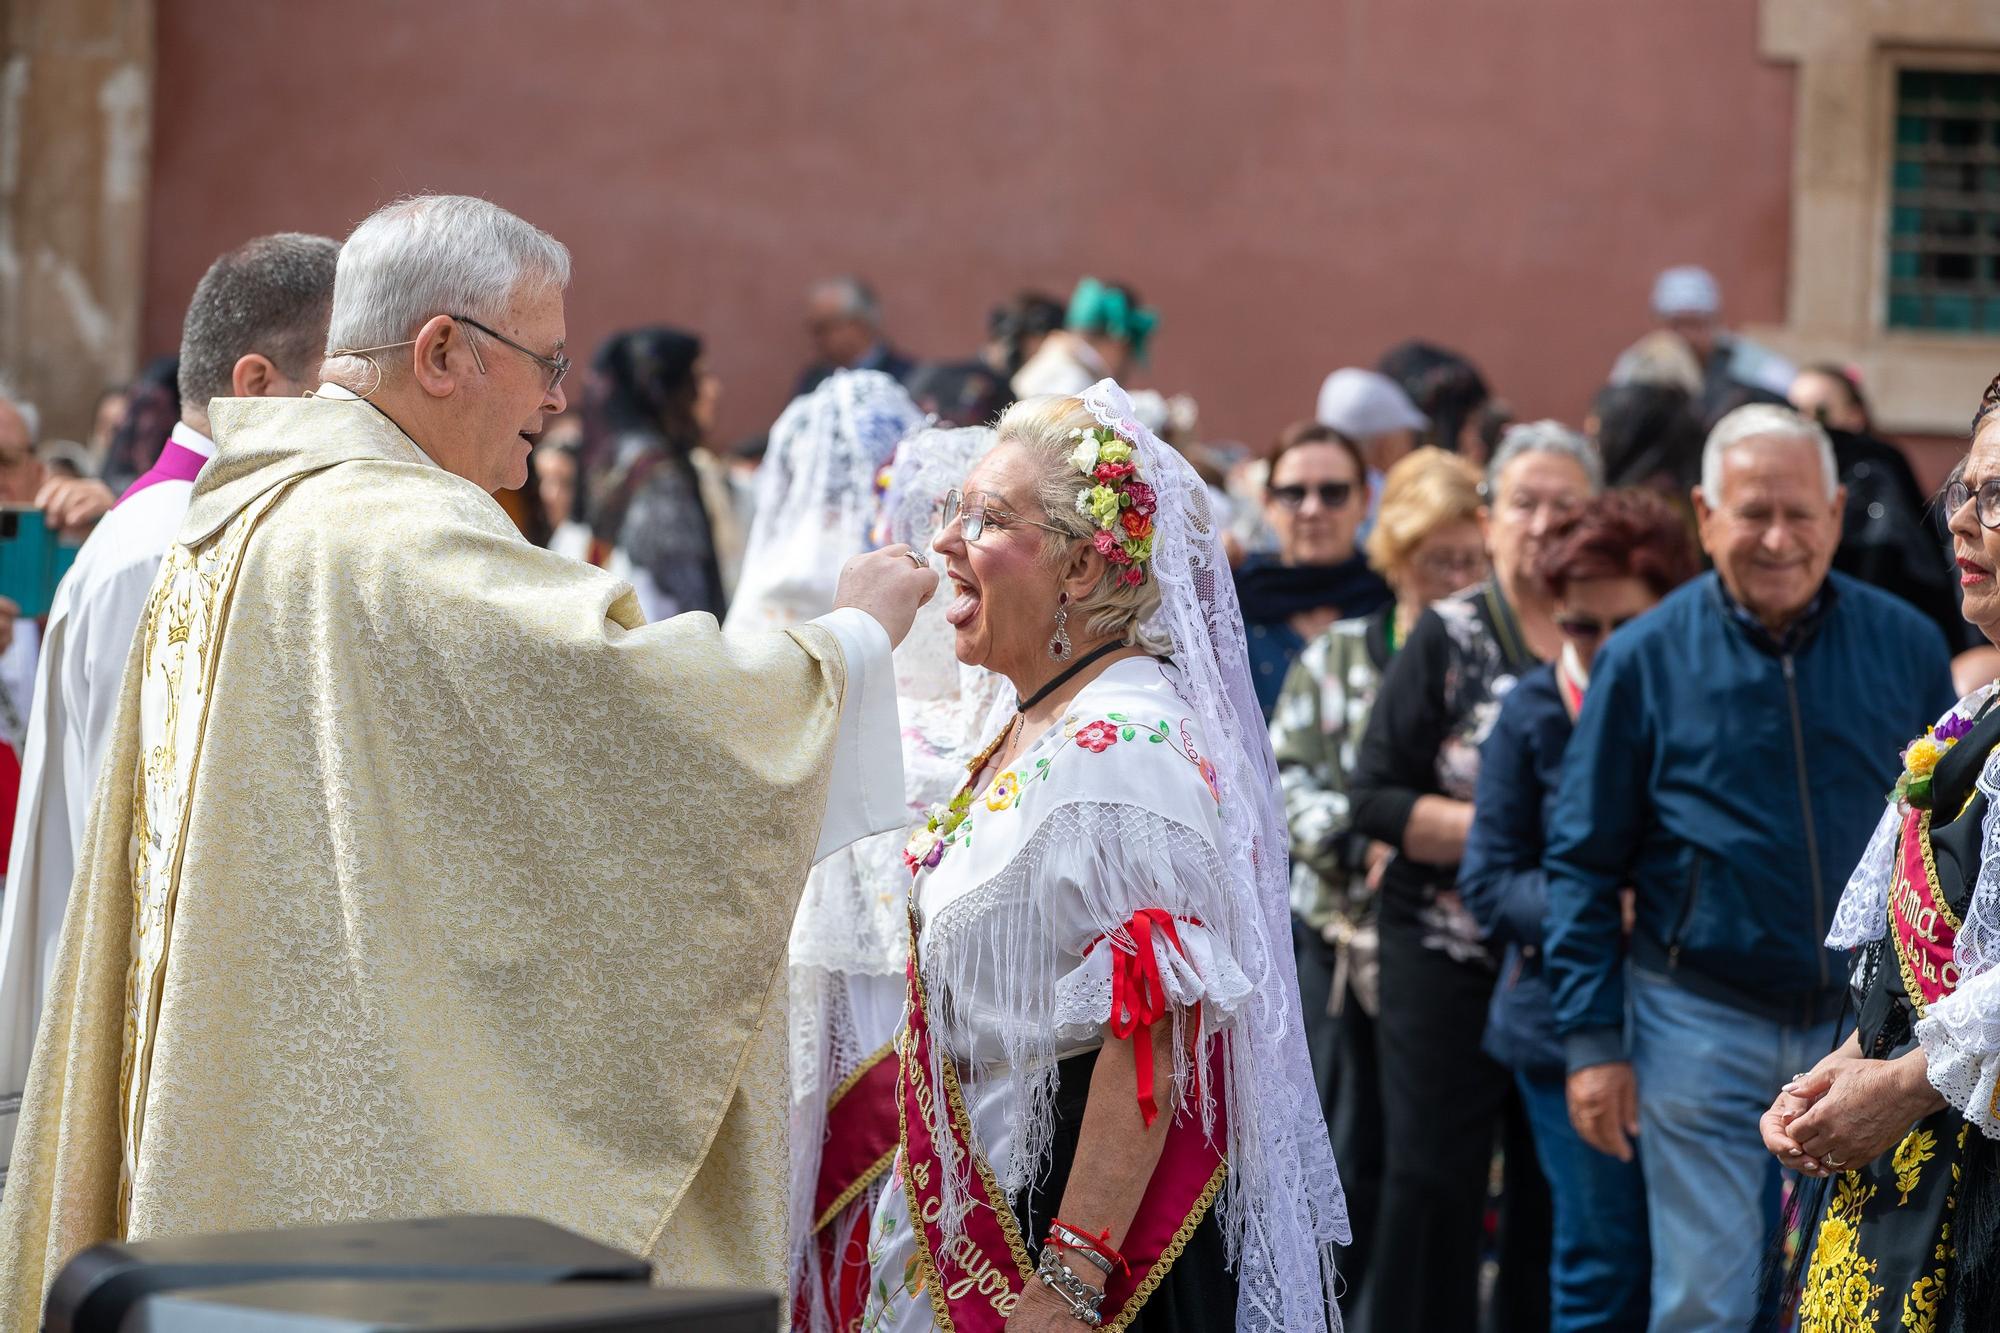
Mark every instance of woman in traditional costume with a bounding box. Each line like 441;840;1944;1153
725;369;921;633
861;380;1347;1332
790;423;1008;1333
1765;373;2000;1330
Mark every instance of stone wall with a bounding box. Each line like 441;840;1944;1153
0;0;151;444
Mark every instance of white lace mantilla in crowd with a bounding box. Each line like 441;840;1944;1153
724;369;920;633
1827;680;2000;1136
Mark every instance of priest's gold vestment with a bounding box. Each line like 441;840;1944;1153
0;392;896;1328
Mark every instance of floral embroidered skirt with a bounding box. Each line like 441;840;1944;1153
1799;1106;1968;1332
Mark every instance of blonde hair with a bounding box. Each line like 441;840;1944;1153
994;394;1170;653
1364;446;1486;577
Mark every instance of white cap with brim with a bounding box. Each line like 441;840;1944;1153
1316;368;1428;439
1651;265;1721;318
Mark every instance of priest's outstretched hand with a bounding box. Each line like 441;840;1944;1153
834;544;937;647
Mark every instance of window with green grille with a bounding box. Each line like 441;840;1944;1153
1888;68;2000;333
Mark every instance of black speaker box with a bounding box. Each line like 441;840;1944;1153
43;1215;775;1333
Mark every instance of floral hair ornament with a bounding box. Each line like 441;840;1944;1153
1068;424;1156;588
1896;712;1976;810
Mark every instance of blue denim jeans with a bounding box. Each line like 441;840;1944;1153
1628;966;1837;1333
1516;1069;1650;1332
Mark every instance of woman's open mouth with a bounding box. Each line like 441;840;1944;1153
944;573;980;627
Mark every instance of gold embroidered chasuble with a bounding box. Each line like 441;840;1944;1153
0;392;862;1328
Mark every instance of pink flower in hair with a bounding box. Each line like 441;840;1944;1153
1125;482;1157;517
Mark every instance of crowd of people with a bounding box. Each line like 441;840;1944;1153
0;199;1994;1333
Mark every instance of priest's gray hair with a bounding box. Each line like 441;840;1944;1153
324;195;571;362
1700;403;1837;501
0;377;37;442
179;233;339;418
1486;419;1602;494
1000;394;1171;654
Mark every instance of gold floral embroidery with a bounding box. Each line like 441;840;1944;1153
1893;1129;1937;1206
1801;1173;1885;1331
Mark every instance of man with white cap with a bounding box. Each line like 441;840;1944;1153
1317;367;1428;533
1612;265;1795;423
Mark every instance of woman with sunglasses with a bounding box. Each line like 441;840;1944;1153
1457;489;1699;1332
1236;422;1392;719
1759;373;2000;1330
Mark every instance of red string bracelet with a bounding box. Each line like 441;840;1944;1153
1047;1218;1129;1277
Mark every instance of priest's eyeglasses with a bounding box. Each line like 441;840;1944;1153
939;489;1071;543
451;314;571;395
1945;474;2000;530
330;315;570;396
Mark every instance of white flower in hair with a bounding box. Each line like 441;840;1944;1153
1069;435;1100;476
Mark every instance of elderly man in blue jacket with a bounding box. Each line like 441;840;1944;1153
1543;403;1955;1332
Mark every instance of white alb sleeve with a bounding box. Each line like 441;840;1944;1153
808;607;907;864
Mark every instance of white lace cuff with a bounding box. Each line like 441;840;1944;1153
1916;971;2000;1139
1049;920;1252;1044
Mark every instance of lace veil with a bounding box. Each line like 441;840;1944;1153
787;423;1006;1330
723;369;921;632
1084;379;1349;1328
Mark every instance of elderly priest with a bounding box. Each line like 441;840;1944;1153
0;194;936;1326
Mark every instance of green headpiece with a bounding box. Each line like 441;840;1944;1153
1065;277;1159;364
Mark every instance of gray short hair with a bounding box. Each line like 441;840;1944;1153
0;378;37;442
1487;419;1603;494
325;195;571;362
179;233;339;414
811;275;880;326
1700;403;1837;501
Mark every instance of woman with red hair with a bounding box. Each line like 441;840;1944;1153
1458;488;1700;1332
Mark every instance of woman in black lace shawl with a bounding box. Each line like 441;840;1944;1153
582;327;725;620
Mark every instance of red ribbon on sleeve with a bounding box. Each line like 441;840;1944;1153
1089;909;1198;1128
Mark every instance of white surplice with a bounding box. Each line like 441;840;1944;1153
0;422;217;1179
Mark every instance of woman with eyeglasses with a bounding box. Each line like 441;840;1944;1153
1346;420;1600;1333
1267;445;1485;1324
1236;422;1393;719
859;383;1347;1333
1456;489;1698;1332
1758;372;2000;1332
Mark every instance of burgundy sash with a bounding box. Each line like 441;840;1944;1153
799;1044;899;1331
1890;808;1962;1012
117;438;209;507
896;915;1226;1331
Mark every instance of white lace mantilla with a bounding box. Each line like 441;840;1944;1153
1826;681;2000;1135
877;384;1349;1333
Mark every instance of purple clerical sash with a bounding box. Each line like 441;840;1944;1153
117;438;209;508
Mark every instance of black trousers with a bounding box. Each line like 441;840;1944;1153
1370;898;1551;1333
1295;915;1384;1326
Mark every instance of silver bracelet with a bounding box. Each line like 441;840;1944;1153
1035;1246;1105;1327
1046;1222;1119;1278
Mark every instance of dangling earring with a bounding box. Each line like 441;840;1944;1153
1048;594;1073;661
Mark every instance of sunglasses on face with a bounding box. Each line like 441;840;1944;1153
1269;481;1357;511
1554;613;1639;641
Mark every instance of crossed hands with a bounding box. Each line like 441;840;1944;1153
1759;1040;1946;1178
